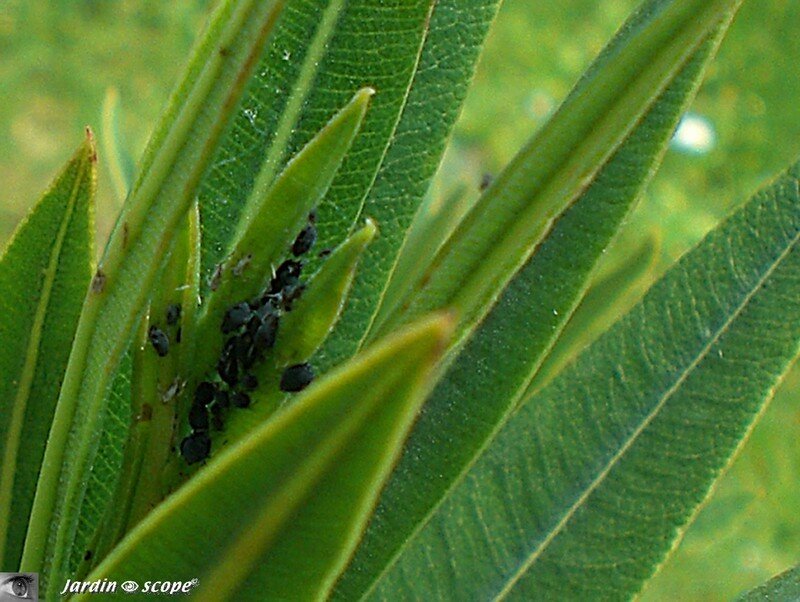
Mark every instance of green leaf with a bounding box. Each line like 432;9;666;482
335;1;737;597
190;88;373;380
369;0;743;346
737;564;800;601
0;132;95;570
190;219;378;458
364;161;800;600
70;352;133;578
21;1;286;590
78;203;202;577
79;314;451;602
195;0;501;369
374;184;476;329
531;233;660;390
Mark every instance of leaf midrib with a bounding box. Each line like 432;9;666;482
0;148;91;566
492;179;800;600
242;0;346;208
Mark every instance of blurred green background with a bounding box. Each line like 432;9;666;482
2;1;799;599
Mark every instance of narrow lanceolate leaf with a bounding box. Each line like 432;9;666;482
70;352;133;579
195;0;501;371
80;204;201;578
366;163;800;600
22;1;285;591
375;184;475;329
0;132;95;570
79;315;451;602
370;0;743;347
335;2;737;598
531;234;660;390
738;564;800;601
191;88;372;379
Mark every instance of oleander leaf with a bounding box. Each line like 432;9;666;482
21;1;286;591
0;132;95;570
369;0;743;347
189;219;378;463
737;564;800;601
194;0;501;370
189;88;373;379
334;0;739;597
79;315;451;602
365;161;800;600
531;233;660;390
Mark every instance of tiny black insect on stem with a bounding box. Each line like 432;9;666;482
148;325;169;357
280;363;315;392
292;224;317;257
180;431;211;465
166;303;182;326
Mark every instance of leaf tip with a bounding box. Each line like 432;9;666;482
360;217;379;241
419;311;456;358
351;87;376;117
84;126;98;164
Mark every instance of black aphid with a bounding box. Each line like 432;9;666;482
194;381;217;407
148;325;169;357
308;209;317;224
280;363;315;392
215;388;230;408
176;327;182;343
188;402;210;432
480;173;494;191
253;313;279;351
231;391;251;408
83;550;93;562
180;431;211;465
232;331;260;370
222;302;252;334
292;224;317;256
255;295;281;319
235;330;254;358
317;248;332;258
242;373;258;391
166;303;182;326
270;259;303;293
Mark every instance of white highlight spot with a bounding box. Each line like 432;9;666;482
671;113;716;155
243;107;258;127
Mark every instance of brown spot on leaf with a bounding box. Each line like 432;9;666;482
138;403;153;422
91;269;106;293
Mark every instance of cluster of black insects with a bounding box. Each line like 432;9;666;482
147;213;322;465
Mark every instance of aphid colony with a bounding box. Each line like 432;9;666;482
150;214;320;465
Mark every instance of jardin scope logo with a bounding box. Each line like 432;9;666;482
59;578;199;596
